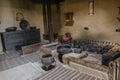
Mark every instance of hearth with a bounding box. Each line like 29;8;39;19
60;39;120;66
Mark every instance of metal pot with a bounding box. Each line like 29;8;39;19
41;54;55;66
73;48;82;53
19;20;30;30
57;44;72;62
6;27;17;32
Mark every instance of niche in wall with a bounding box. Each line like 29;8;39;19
116;6;120;32
84;27;89;30
88;0;94;16
116;29;120;32
64;12;74;26
117;6;120;22
16;12;24;21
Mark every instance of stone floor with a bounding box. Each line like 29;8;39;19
0;50;45;72
0;44;103;80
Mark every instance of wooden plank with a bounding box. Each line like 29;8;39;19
22;43;40;55
40;46;52;54
67;57;108;72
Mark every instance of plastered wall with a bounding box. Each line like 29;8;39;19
0;0;120;51
0;0;44;51
60;0;120;43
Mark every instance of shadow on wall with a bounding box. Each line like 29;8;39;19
78;30;111;41
0;0;36;10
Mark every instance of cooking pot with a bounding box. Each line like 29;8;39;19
19;20;30;30
41;54;55;65
6;27;17;32
57;44;72;62
41;54;56;71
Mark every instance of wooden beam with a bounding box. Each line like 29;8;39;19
46;0;54;42
42;0;48;33
32;0;65;4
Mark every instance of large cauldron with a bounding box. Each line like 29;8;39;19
57;44;72;62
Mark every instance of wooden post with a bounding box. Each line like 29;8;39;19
56;3;61;33
42;0;48;34
46;0;54;42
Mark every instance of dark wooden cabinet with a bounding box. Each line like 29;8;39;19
1;29;41;51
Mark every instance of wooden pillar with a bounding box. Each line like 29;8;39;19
46;0;54;42
42;0;48;33
56;3;61;32
41;0;63;42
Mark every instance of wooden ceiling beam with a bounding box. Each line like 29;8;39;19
31;0;65;4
